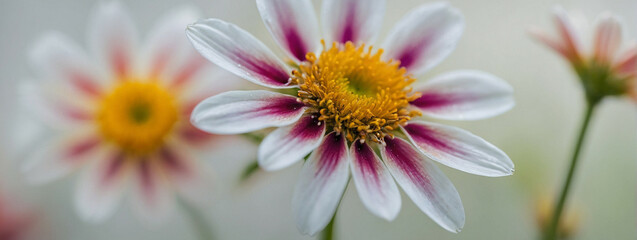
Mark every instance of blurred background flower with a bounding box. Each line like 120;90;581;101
0;0;635;239
18;1;240;224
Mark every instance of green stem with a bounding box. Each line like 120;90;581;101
180;199;214;240
321;215;336;240
544;101;597;240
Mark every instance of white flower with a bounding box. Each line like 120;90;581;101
22;2;225;222
187;0;515;235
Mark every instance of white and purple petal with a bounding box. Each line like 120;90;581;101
292;132;349;236
75;151;131;222
191;90;307;134
412;70;514;120
593;13;622;63
87;1;138;79
130;158;175;222
23;134;102;184
257;0;319;61
382;2;464;75
29;32;104;97
140;6;207;88
321;0;385;45
402;121;514;177
20;83;94;129
350;140;401;221
158;145;213;205
380;137;464;233
186;19;294;88
259;114;326;171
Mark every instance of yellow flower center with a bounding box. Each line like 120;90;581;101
293;41;421;142
97;80;179;155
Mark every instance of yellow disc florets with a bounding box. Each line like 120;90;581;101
97;80;179;155
293;41;421;142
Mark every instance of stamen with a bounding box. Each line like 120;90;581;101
294;41;421;142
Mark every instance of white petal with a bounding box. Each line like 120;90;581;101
186;19;294;88
75;151;131;222
258;115;326;171
191;90;307;134
402;121;514;177
321;0;385;44
29;32;104;97
382;2;463;75
158;145;213;206
87;1;138;78
19;83;94;129
130;159;176;223
23;134;102;185
350;140;401;221
593;13;623;63
140;6;206;87
412;70;514;121
257;0;319;61
292;132;349;236
380;137;464;232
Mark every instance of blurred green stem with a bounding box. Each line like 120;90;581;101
544;101;597;240
180;199;214;240
322;215;336;240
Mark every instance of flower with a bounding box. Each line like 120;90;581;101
530;7;637;103
0;194;37;240
21;2;223;222
187;0;515;235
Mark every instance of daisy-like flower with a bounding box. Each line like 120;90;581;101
187;0;514;235
21;2;222;222
530;7;637;103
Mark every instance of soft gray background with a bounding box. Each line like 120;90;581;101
1;0;636;239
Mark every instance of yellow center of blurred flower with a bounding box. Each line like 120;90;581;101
97;81;178;155
293;41;421;142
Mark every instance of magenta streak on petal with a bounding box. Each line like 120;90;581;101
171;55;207;88
274;2;308;61
68;71;102;98
290;114;324;141
284;29;308;61
410;92;475;110
110;40;129;78
138;160;155;203
160;148;189;176
403;124;463;158
384;137;433;195
261;97;306;116
100;153;125;188
314;132;346;178
353;141;382;189
339;1;358;43
229;49;291;85
64;137;101;160
395;36;431;70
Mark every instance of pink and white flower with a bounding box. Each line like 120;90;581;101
187;0;514;235
0;194;37;240
530;7;637;100
21;2;224;222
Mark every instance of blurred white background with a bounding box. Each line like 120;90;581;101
0;0;636;239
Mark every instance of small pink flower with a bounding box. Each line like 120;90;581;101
530;7;637;100
0;195;37;240
187;0;515;235
22;2;226;222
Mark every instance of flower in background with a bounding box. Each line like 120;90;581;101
187;0;514;235
530;7;637;103
21;2;225;222
0;193;37;240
